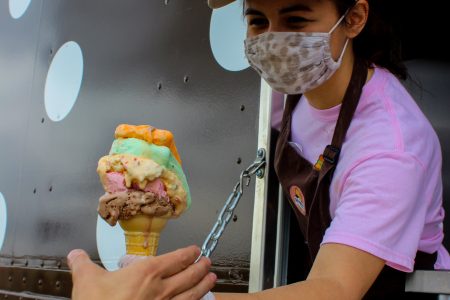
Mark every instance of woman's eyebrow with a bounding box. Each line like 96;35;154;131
279;4;312;14
244;8;265;16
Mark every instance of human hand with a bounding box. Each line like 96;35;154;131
118;255;216;300
68;245;216;300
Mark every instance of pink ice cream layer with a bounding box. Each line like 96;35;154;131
104;172;167;197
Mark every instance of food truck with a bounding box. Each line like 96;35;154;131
0;0;449;298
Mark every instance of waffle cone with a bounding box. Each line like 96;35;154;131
119;214;169;256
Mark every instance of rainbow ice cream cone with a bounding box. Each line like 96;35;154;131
97;124;191;256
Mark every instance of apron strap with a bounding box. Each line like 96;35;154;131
281;94;301;129
331;58;369;148
319;58;369;177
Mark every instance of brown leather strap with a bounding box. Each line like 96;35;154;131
330;58;369;149
282;94;301;129
318;58;368;180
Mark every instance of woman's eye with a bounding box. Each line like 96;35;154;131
248;17;269;27
286;16;308;24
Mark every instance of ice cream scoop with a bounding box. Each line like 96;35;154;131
97;124;190;256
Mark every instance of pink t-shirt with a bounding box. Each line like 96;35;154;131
288;67;450;272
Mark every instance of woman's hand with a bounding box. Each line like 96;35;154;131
68;245;216;300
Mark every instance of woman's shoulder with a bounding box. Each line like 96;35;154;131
346;67;441;167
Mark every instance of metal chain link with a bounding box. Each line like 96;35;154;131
196;149;266;262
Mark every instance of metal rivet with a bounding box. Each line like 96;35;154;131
164;0;169;4
228;269;243;281
257;149;264;157
22;277;26;283
240;105;245;111
233;215;238;222
183;76;189;83
38;279;43;286
49;186;53;192
256;169;264;179
55;281;61;288
33;188;37;194
41;118;45;123
8;276;12;282
157;82;162;90
236;157;242;164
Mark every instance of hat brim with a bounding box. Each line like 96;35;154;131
207;0;236;9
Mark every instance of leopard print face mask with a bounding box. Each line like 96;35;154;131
244;13;349;95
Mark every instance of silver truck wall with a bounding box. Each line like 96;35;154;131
0;0;262;297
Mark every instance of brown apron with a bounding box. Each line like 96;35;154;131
274;59;437;298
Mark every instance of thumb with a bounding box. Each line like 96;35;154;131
67;249;100;276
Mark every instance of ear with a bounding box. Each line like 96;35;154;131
344;0;369;38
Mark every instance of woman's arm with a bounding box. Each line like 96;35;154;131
215;243;385;300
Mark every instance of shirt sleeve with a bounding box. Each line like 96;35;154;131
321;152;428;272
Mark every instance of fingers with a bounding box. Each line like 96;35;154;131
67;249;104;282
164;257;212;296
171;273;217;300
149;245;201;277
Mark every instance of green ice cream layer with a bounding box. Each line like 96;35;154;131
109;138;191;209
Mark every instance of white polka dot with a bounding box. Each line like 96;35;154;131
0;193;7;251
45;41;84;122
96;216;126;271
9;0;32;19
210;0;249;71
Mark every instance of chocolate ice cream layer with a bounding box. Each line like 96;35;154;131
98;190;174;226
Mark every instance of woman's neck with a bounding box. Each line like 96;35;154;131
303;49;355;110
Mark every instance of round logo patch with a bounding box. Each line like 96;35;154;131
289;185;306;216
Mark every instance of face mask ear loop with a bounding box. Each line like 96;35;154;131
329;0;359;34
328;5;353;63
328;10;349;34
336;38;349;63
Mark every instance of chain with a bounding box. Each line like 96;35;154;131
195;149;266;263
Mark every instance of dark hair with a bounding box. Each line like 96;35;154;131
335;0;408;80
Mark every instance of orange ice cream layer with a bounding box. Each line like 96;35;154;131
115;124;182;164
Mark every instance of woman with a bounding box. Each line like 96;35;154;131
208;0;450;299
